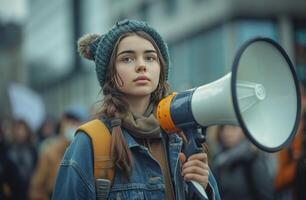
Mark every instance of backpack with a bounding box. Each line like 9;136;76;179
76;119;114;198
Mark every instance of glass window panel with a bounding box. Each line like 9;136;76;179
236;19;278;47
294;20;306;83
168;26;225;91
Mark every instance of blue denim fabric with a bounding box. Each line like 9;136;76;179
52;127;220;200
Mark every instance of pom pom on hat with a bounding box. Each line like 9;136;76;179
77;33;101;60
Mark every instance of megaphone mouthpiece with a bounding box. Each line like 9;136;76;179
236;81;266;112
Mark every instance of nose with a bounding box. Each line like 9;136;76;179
135;58;147;73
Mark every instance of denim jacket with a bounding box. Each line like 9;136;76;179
52;123;220;200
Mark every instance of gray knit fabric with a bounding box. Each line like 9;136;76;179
88;19;170;87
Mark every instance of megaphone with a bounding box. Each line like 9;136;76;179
157;37;301;153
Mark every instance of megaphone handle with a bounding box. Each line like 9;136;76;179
187;181;208;200
183;127;207;158
182;127;209;199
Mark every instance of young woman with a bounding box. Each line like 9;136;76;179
52;19;220;200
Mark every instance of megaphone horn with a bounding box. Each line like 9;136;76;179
157;37;301;153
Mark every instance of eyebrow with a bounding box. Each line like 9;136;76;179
117;49;157;56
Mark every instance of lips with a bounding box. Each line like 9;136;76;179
134;75;150;82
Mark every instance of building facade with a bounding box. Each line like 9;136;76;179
22;0;306;117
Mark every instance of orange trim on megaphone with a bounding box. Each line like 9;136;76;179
156;92;181;133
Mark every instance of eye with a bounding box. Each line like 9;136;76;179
120;56;134;63
145;54;157;62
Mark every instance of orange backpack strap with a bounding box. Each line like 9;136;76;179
76;119;114;182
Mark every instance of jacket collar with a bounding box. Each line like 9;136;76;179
122;129;141;148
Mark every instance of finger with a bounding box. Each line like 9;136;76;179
182;166;209;177
188;153;208;163
182;159;208;170
179;152;186;164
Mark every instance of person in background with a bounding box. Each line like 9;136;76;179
29;107;88;200
294;111;306;200
274;118;304;200
212;125;274;200
36;117;56;150
6;119;37;200
0;118;23;200
274;84;306;200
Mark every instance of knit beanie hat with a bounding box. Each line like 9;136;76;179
78;19;170;87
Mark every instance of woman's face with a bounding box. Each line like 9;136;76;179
220;125;244;148
12;122;29;143
115;35;161;99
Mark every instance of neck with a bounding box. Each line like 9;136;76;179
124;95;151;115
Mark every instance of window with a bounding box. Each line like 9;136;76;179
235;19;278;47
168;26;225;91
294;20;306;83
165;0;176;15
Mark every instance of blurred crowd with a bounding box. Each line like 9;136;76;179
0;106;89;200
1;87;306;200
208;84;306;200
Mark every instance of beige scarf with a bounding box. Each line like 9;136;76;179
120;103;161;139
